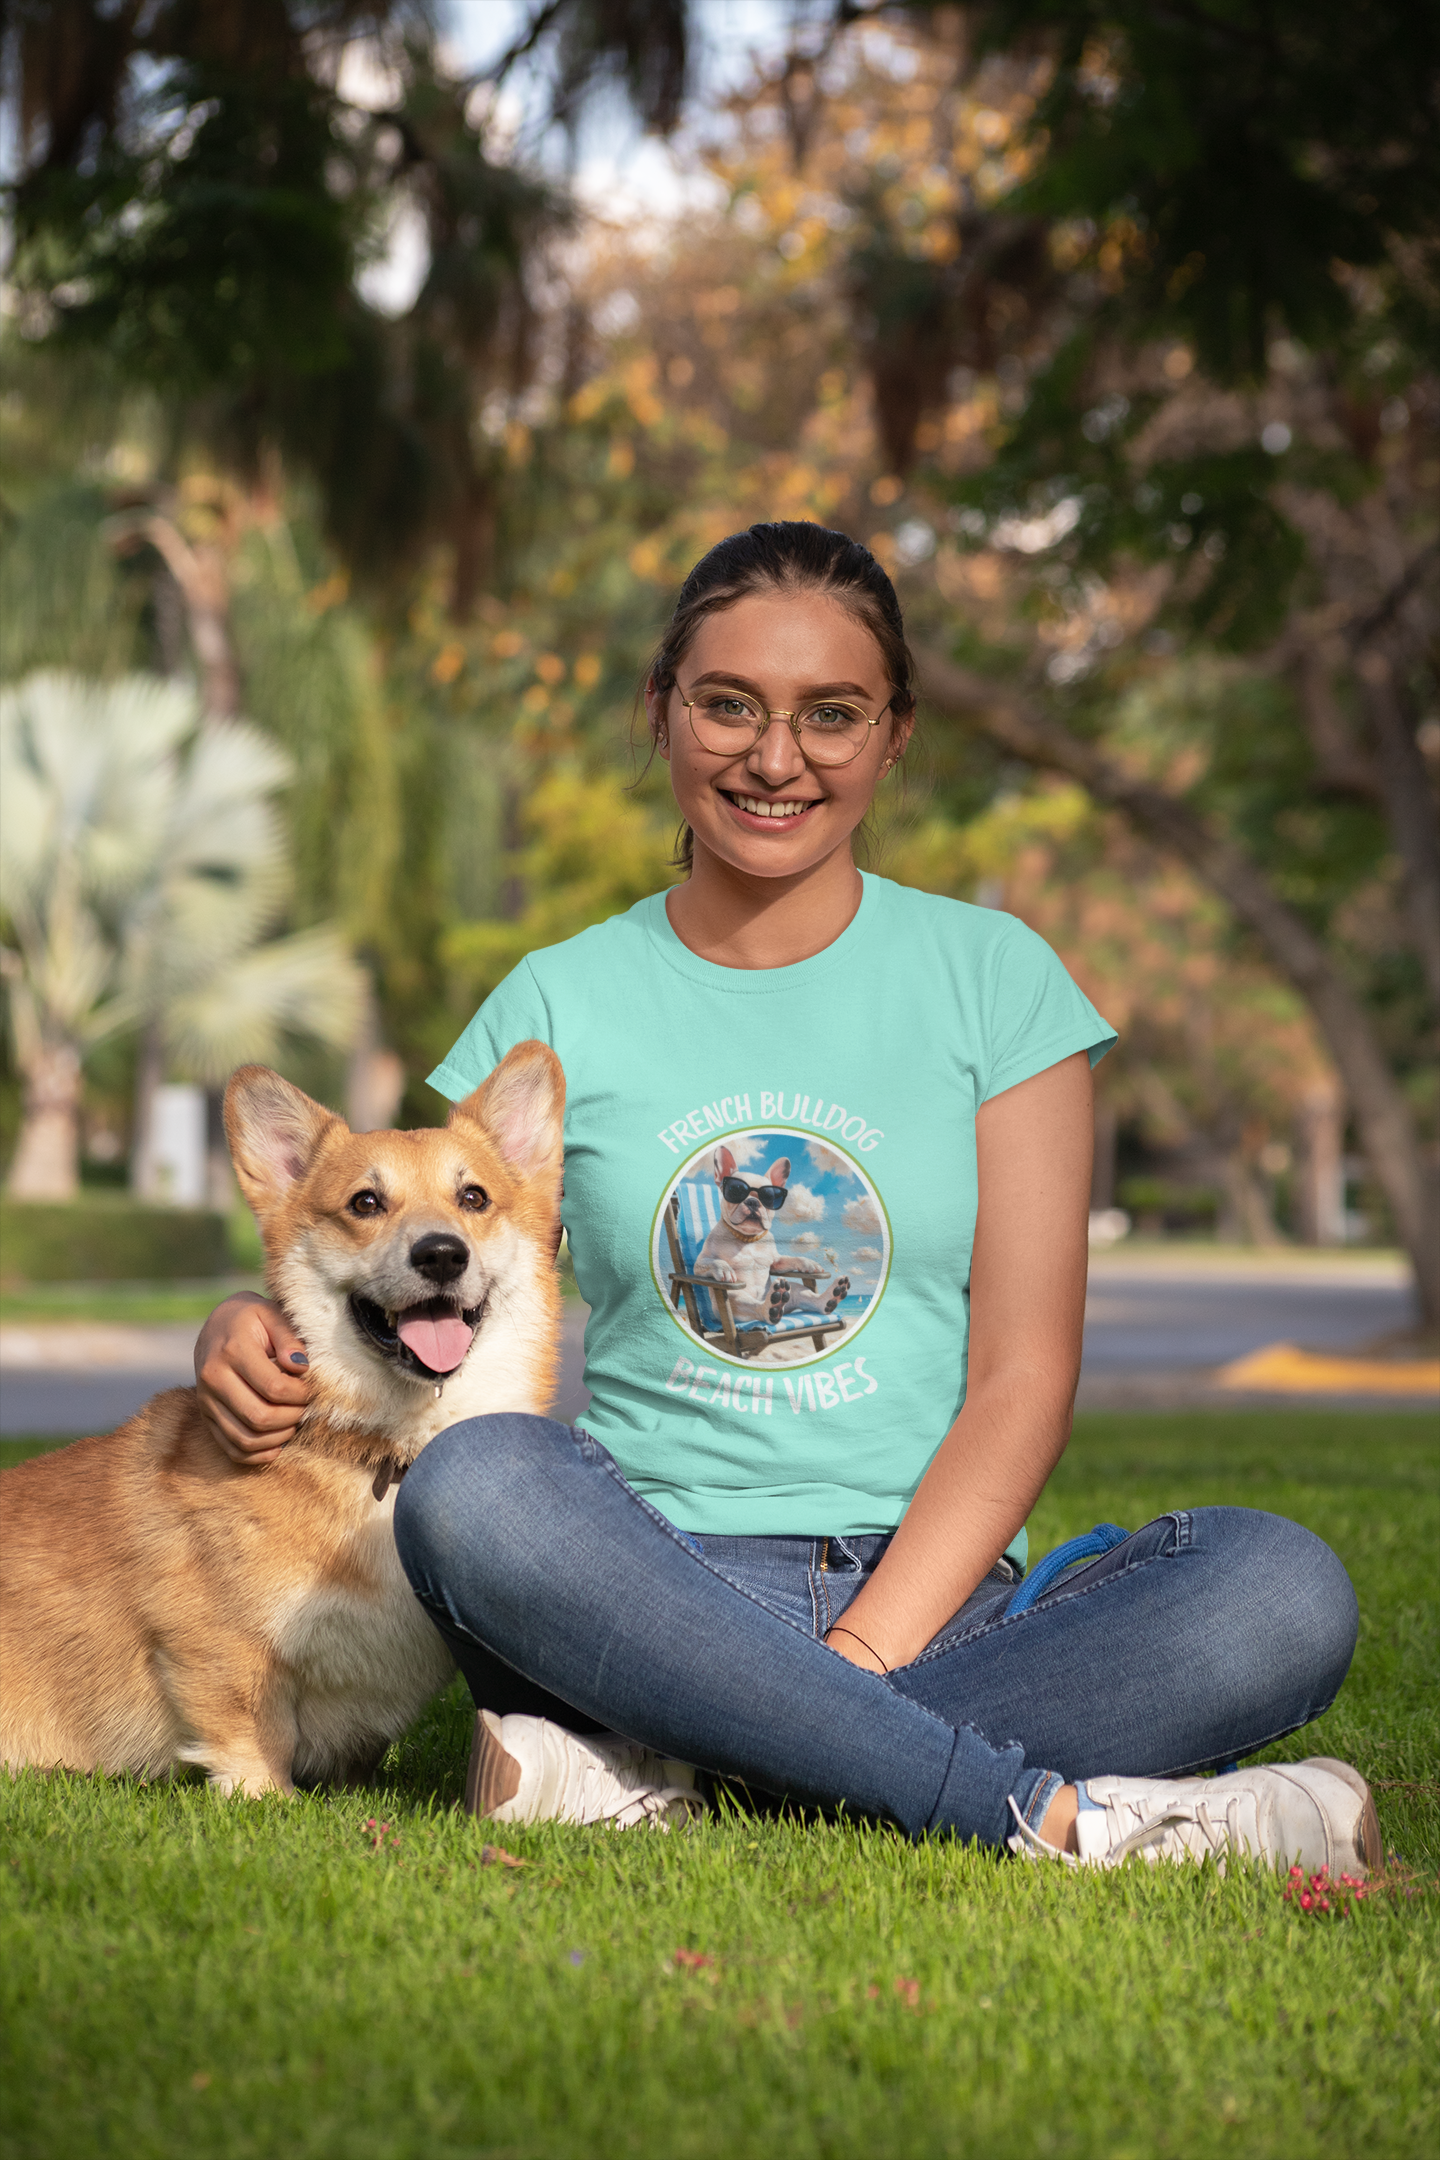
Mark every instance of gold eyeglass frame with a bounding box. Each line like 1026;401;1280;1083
675;685;894;768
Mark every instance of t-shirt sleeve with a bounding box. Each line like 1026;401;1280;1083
427;959;553;1104
981;918;1116;1104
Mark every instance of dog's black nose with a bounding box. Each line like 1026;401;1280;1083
408;1232;470;1285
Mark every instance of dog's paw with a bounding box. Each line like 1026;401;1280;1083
824;1277;850;1313
698;1261;739;1285
768;1280;791;1322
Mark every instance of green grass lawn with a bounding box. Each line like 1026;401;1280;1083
3;1409;1436;2160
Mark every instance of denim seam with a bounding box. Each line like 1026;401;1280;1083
811;1544;829;1638
1021;1771;1063;1828
905;1513;1191;1667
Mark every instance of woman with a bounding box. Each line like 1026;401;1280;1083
196;522;1377;1870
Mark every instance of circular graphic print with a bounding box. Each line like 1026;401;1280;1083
649;1126;891;1370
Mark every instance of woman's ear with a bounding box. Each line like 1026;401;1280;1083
645;676;671;760
886;707;916;768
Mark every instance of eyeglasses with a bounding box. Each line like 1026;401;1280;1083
720;1176;787;1211
677;684;892;768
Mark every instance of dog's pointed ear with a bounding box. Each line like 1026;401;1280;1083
714;1145;737;1180
768;1157;791;1185
224;1067;343;1220
453;1040;564;1183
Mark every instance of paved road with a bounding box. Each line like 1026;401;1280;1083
1078;1256;1414;1369
1;1255;1423;1436
0;1322;195;1438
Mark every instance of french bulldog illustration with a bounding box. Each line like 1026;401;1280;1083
693;1146;849;1325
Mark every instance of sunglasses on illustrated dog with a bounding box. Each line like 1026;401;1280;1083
721;1177;787;1210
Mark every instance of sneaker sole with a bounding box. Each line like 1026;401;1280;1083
465;1712;522;1819
1301;1756;1384;1873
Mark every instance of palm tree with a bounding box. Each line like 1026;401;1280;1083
1;670;365;1200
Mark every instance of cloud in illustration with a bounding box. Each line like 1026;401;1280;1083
722;1135;767;1168
851;1244;882;1263
785;1181;825;1222
806;1141;852;1181
843;1193;882;1236
786;1230;823;1249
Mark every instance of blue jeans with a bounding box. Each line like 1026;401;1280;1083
392;1415;1359;1851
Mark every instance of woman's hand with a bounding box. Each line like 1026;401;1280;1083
194;1292;311;1466
824;1624;889;1677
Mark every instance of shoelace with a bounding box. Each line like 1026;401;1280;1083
565;1740;696;1826
1006;1791;1242;1868
1104;1793;1239;1864
565;1744;647;1820
610;1787;703;1830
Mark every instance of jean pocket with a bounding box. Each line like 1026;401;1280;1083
1006;1524;1130;1614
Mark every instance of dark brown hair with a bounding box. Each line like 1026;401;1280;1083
641;521;917;869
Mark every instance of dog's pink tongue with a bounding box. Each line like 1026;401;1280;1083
396;1312;474;1374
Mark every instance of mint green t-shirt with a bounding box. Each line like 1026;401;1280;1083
429;874;1114;1549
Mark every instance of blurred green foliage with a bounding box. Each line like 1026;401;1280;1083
0;1197;230;1283
0;4;1433;1263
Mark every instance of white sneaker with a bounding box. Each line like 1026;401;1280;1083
1008;1756;1382;1875
465;1711;704;1831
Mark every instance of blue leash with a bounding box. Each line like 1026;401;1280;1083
1006;1523;1130;1614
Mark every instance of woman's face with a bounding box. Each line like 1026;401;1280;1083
650;588;912;881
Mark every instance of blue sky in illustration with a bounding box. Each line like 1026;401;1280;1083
672;1129;888;1297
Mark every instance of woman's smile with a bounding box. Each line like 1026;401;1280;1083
719;786;824;826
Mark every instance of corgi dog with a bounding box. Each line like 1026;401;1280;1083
0;1041;563;1798
692;1145;847;1325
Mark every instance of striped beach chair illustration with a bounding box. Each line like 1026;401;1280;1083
661;1180;846;1360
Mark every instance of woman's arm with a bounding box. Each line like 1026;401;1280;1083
194;1292;312;1465
825;1051;1093;1675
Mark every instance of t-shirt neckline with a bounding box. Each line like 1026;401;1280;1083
640;871;882;994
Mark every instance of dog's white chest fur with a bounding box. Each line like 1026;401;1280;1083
695;1221;777;1312
269;1494;454;1778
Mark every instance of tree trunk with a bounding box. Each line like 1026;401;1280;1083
1215;1149;1284;1247
1357;657;1440;1012
1294;1083;1346;1245
449;472;495;624
5;1039;83;1200
914;645;1440;1324
118;513;241;718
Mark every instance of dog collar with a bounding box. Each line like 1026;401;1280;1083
371;1458;409;1503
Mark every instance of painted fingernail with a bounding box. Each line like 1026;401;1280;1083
289;1351;309;1368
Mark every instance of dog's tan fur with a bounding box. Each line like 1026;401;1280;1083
0;1040;564;1797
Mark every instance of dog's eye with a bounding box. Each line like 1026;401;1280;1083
459;1184;490;1212
349;1190;384;1217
